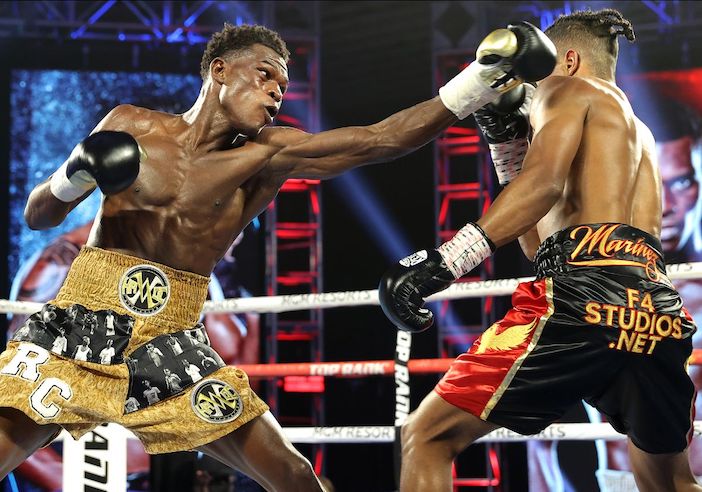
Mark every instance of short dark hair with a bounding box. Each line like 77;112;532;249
545;9;635;75
200;23;290;80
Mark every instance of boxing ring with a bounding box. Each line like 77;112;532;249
2;261;702;491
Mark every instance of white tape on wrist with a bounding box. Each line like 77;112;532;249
489;138;528;185
439;62;502;120
49;162;96;202
437;223;493;279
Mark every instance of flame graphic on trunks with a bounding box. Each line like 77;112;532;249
567;224;661;280
475;319;536;354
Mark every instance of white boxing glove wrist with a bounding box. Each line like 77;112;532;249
439;62;503;120
490;138;528;185
437;222;495;279
49;161;96;202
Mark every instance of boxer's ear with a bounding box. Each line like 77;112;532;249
210;58;227;84
564;49;580;76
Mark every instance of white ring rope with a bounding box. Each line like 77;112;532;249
58;421;702;445
3;261;702;316
9;260;699;492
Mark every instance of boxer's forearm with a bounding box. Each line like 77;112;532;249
366;97;458;158
477;166;561;248
24;179;89;230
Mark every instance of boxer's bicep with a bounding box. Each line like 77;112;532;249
266;125;390;179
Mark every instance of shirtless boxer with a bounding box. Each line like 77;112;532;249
0;22;554;491
380;9;701;492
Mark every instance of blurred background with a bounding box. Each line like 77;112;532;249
1;1;701;491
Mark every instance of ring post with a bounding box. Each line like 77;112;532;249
394;329;412;487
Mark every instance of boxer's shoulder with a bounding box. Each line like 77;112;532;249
534;76;596;104
97;104;175;138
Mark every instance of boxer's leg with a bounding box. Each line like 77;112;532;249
400;391;497;492
0;407;61;478
197;411;323;492
628;439;702;492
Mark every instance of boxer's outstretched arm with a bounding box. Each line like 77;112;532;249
477;76;590;246
24;105;135;230
262;96;457;179
263;22;555;179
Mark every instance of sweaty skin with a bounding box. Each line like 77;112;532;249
24;44;456;276
478;75;661;254
12;42;459;491
400;53;701;492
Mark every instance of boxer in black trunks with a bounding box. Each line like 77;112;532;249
0;21;555;492
380;9;701;492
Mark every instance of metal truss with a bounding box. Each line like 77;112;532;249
512;0;702;40
0;1;264;43
431;0;702;53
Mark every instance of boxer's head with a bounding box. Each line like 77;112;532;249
545;9;635;80
201;24;290;137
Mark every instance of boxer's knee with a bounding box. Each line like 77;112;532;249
401;410;458;461
280;454;322;491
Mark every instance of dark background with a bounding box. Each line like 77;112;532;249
2;1;702;491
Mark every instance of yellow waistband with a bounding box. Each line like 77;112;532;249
55;246;210;328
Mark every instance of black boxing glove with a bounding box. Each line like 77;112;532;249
379;250;454;333
439;20;555;120
506;21;559;83
50;131;142;202
474;83;534;185
379;223;495;333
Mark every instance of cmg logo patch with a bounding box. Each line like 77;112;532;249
191;379;243;424
119;265;170;316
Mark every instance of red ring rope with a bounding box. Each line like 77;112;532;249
238;349;702;377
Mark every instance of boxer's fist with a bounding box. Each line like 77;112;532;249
51;131;141;202
379;250;454;333
474;83;534;185
478;22;557;84
439;21;555;119
67;131;141;194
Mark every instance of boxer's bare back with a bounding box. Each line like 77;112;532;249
481;75;662;258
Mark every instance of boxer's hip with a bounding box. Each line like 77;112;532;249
53;246;210;352
534;223;667;282
533;223;694;340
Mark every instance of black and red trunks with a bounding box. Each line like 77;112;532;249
436;223;697;453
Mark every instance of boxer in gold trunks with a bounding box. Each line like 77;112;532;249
0;22;555;491
380;9;701;492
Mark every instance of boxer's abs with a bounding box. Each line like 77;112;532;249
86;148;282;275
